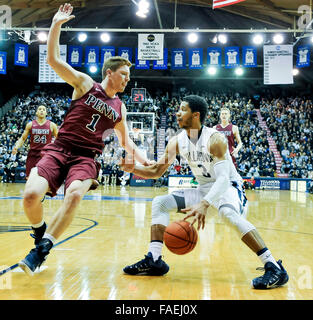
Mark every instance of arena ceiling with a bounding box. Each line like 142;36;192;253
4;0;306;28
1;0;313;97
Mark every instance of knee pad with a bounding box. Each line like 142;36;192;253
151;194;177;226
219;204;255;237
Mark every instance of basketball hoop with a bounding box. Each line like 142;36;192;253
132;127;141;140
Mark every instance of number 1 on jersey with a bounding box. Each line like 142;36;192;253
86;114;101;132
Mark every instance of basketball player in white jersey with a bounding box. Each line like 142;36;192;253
120;95;288;289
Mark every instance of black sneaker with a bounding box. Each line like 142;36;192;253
252;260;289;289
123;252;169;276
18;238;53;276
30;222;47;245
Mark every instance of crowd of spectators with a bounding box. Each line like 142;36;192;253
0;88;312;188
260;97;313;179
0;89;70;183
163;91;278;179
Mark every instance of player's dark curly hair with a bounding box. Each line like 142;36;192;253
183;95;208;124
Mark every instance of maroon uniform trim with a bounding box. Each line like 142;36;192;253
29;120;52;151
55;82;122;155
216;123;237;166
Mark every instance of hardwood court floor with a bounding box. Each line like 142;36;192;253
0;183;312;300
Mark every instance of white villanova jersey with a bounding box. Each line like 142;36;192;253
177;126;242;186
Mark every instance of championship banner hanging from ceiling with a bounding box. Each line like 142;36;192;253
213;0;246;9
138;33;164;60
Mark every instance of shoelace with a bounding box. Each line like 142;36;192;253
133;255;151;268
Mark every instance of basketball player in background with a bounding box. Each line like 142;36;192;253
18;3;150;276
121;95;288;289
12;105;58;178
213;107;242;166
12;105;58;243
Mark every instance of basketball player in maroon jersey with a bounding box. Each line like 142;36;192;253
18;3;150;275
213;107;242;166
12;105;58;178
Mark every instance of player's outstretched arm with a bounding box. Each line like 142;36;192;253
46;3;93;91
119;136;178;179
12;122;32;155
114;104;150;166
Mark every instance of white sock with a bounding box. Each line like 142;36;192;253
149;241;163;262
42;233;56;245
258;249;280;269
31;220;45;229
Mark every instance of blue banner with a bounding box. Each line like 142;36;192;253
225;46;240;68
189;48;203;69
14;43;28;67
171;48;186;69
118;47;132;62
101;46;115;64
153;48;168;69
243;46;257;67
68;45;82;67
207;47;222;67
297;46;310;68
0;51;7;74
135;49;149;69
130;174;154;187
85;46;99;66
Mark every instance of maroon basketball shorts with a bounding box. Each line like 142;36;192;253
36;143;101;197
26;149;43;177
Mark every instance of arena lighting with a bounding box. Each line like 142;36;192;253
187;32;198;43
218;34;227;44
135;0;149;18
136;10;147;18
207;66;217;75
100;32;110;43
89;65;98;73
253;34;264;45
293;68;299;76
37;31;47;42
78;32;87;42
235;67;244;76
273;33;284;44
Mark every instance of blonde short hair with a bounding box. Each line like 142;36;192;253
220;107;230;114
102;56;132;79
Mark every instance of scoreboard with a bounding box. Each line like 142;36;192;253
131;88;146;103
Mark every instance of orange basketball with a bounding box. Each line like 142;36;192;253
164;220;198;255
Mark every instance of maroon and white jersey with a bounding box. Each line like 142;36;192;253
56;82;122;154
29;120;53;151
216;123;235;154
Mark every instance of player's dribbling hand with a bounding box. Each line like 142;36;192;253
53;3;75;25
119;154;135;173
182;200;210;231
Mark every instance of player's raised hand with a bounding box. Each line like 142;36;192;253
52;3;75;25
119;153;135;173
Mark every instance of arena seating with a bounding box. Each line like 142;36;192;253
0;89;312;185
